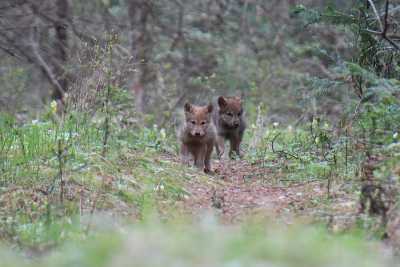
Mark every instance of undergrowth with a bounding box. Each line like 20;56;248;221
0;97;398;255
0;101;204;251
0;89;399;267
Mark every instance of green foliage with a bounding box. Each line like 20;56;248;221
294;2;400;79
292;4;357;26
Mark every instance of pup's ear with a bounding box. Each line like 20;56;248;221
239;90;245;99
207;103;213;113
218;96;227;108
184;102;193;113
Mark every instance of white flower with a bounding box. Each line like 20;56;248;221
31;119;39;125
394;132;398;139
287;125;293;132
273;122;279;128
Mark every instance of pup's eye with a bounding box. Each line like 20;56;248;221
238;111;242;116
191;120;196;125
227;112;233;117
201;121;207;125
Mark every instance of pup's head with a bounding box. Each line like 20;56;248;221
184;102;213;137
217;96;243;129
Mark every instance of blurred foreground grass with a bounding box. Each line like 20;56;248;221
0;215;394;267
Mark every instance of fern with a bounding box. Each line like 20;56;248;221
292;4;356;27
306;76;342;98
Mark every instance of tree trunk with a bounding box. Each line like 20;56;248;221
128;0;152;113
53;0;70;101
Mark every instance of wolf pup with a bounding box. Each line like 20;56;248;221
180;102;216;173
213;96;246;159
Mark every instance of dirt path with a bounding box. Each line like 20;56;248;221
182;159;352;224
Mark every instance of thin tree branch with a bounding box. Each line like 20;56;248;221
383;0;389;36
30;23;66;97
381;0;400;51
365;29;400;39
365;0;400;51
367;0;384;32
383;36;400;50
170;0;184;51
0;44;23;60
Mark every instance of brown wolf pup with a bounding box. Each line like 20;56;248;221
180;102;216;173
213;96;246;159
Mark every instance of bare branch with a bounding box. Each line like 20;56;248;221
381;0;400;51
383;36;400;50
383;0;389;36
365;29;400;39
367;0;384;32
365;29;382;35
0;44;23;60
30;23;66;97
365;1;400;51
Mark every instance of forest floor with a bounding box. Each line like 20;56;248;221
168;155;359;230
0;151;361;239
